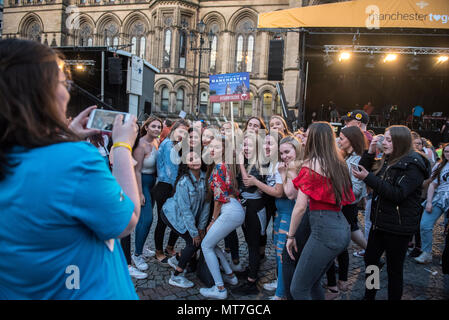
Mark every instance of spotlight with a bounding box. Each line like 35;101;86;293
75;64;85;71
437;55;448;63
383;54;398;63
338;52;351;62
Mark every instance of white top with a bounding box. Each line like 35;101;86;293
141;146;157;174
432;162;449;193
265;162;283;187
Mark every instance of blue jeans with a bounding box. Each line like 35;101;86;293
420;204;445;254
273;198;295;298
201;198;245;287
134;174;156;255
290;210;350;300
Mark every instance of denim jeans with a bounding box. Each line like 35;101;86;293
364;198;372;242
290;210;350;300
420;204;445;253
273;198;295;298
134;174;155;255
201;198;245;287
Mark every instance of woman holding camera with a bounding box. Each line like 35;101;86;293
0;39;140;299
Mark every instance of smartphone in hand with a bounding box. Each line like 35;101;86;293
86;109;130;132
350;163;361;172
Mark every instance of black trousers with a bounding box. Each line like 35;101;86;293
242;198;266;280
120;235;131;266
153;182;179;252
364;228;410;300
443;227;449;275
260;195;277;248
160;210;200;270
224;230;240;261
326;250;349;286
282;209;311;300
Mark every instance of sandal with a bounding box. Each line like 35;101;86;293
155;255;169;266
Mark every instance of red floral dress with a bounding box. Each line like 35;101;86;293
292;167;355;212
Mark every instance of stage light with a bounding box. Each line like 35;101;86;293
437;55;448;63
338;52;351;62
383;54;398;63
75;64;85;71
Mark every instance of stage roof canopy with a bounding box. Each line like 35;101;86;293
258;0;449;30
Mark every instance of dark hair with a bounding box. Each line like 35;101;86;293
0;39;79;181
169;119;190;141
140;116;162;137
165;119;173;127
385;125;413;166
431;143;449;184
244;116;267;134
304;122;353;206
340;126;368;157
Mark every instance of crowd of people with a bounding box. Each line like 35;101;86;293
1;39;449;300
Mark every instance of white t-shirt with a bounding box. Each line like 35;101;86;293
432;162;449;193
265;162;283;187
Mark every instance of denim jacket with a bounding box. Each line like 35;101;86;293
162;171;210;238
346;153;367;203
157;138;180;186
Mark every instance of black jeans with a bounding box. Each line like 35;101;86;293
364;228;410;300
326;250;349;286
153;182;179;252
260;195;277;249
443;228;449;275
242;198;266;280
224;230;240;261
120;235;131;266
161;210;200;270
282;209;311;300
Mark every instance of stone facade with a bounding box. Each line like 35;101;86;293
3;0;343;123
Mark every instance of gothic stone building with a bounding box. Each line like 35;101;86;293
3;0;341;123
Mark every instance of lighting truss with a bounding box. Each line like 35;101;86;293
64;60;96;66
323;45;449;55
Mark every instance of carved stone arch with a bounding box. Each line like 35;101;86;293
173;79;193;93
257;83;277;97
77;14;96;30
227;7;259;32
155;78;174;92
19;13;44;41
96;13;121;38
202;11;226;34
123;11;151;36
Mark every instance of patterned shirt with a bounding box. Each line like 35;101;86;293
208;163;237;203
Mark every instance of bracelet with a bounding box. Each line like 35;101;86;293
286;234;295;240
112;142;132;153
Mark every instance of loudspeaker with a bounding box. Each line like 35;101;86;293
268;40;284;81
108;57;122;85
144;101;152;115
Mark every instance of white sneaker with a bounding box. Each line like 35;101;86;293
223;273;238;285
263;280;277;291
142;248;156;258
168;256;178;271
169;272;194;288
415;252;432;264
200;286;227;300
128;265;147;280
132;254;149;271
230;261;245;272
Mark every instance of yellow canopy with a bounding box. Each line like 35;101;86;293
258;0;449;30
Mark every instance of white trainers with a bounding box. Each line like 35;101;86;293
143;248;156;258
132;254;149;271
168;256;178;271
263;280;277;291
200;285;228;300
169;272;194;288
223;273;238;285
230;261;245;272
128;265;148;280
414;252;433;264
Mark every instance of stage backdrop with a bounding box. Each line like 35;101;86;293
258;0;449;30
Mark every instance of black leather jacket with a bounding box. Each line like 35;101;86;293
360;151;431;236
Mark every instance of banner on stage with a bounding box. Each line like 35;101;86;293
209;72;250;103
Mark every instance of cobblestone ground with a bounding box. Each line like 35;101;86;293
132;207;449;300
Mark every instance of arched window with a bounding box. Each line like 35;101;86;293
263;92;272;118
105;37;111;46
178;30;187;69
163;29;172;68
244;92;253;116
131;37;137;55
87;38;93;47
139;37;146;58
276;96;281;115
209;35;218;73
161;87;169;112
200;90;208;115
176;88;184;112
113;37;119;46
234;19;256;73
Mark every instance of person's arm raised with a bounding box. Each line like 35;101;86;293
110;115;141;238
